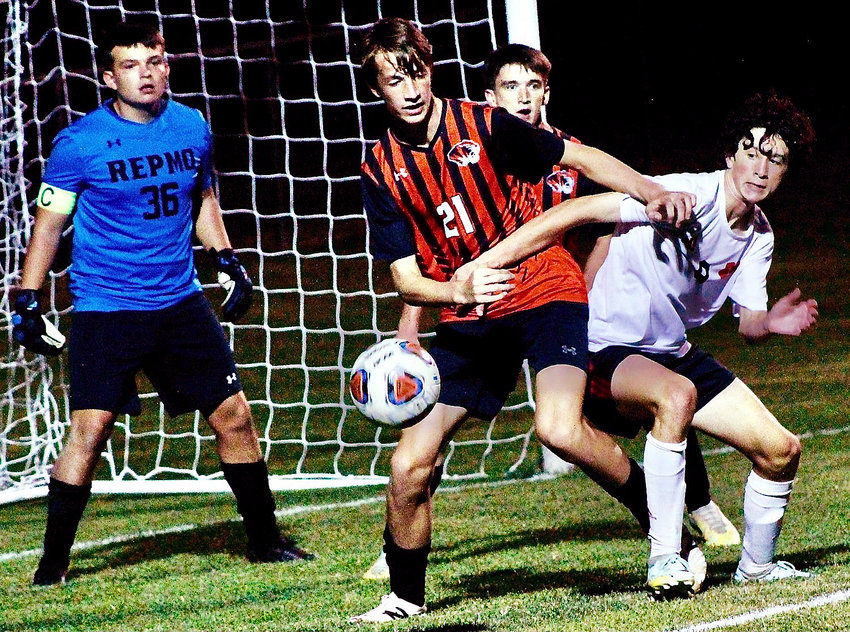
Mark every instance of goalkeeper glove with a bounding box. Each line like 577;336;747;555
211;248;253;322
12;289;66;356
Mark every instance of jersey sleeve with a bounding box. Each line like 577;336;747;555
489;108;565;182
42;129;86;195
361;172;417;262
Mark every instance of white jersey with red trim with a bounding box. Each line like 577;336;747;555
588;170;774;355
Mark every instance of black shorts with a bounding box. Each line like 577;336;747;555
68;292;242;418
429;301;589;421
584;344;735;439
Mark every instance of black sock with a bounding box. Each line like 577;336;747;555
221;460;279;550
606;458;650;535
383;524;430;606
40;478;92;570
684;429;711;511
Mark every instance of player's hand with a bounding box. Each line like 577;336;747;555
212;248;253;322
451;266;514;306
645;190;696;227
766;287;818;335
11;289;66;356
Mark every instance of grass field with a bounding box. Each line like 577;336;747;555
2;157;849;631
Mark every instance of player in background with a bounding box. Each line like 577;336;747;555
351;18;695;622
466;91;817;592
360;42;736;584
11;21;311;586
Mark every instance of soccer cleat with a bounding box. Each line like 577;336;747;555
687;500;740;547
32;562;68;587
647;553;695;600
350;592;427;623
362;550;390;581
247;537;314;563
681;530;707;593
733;560;812;584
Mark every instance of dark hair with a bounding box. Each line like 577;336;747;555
359;17;433;90
97;21;165;70
721;91;815;170
483;43;551;90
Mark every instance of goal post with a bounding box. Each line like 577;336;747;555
0;0;545;504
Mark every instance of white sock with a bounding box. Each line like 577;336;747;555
738;470;793;574
644;432;687;560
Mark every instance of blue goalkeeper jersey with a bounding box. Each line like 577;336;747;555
42;97;213;311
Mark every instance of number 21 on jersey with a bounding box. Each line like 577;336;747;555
436;194;474;238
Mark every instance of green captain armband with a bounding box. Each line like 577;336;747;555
37;182;77;214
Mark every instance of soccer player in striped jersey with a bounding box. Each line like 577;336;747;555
351;18;695;622
465;91;818;594
12;21;311;586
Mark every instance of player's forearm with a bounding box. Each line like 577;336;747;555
194;189;232;252
738;310;771;342
397;303;423;341
478;192;621;269
19;208;66;289
562;144;663;203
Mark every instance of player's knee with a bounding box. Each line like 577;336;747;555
390;449;434;500
69;412;115;453
535;414;584;461
208;394;254;437
654;377;697;432
764;430;802;478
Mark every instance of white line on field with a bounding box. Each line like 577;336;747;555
2;424;848;566
667;589;850;632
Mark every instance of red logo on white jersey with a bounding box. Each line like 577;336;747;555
546;170;576;195
718;262;739;279
447;140;481;166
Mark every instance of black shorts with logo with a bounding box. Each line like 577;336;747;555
584;344;735;438
429;301;589;421
68;292;242;418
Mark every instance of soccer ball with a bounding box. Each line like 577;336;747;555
349;338;440;428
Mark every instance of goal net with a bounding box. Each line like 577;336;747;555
1;0;546;503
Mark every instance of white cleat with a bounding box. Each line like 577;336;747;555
688;500;740;547
647;553;695;600
350;592;427;623
733;560;812;584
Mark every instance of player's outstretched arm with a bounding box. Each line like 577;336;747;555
474;191;623;270
390;255;514;307
560;141;695;221
738;288;819;342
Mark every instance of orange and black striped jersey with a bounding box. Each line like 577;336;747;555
362;98;587;323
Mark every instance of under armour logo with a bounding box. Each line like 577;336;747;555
106;138;121;148
561;346;577;356
393;168;408;180
226;372;238;384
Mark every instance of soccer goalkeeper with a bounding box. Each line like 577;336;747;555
12;21;311;586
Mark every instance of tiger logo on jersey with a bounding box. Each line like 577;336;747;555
447;139;481;167
545;170;576;195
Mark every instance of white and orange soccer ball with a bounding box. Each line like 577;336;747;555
348;338;441;428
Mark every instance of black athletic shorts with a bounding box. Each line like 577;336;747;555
584;344;735;439
68;292;242;418
429;301;589;421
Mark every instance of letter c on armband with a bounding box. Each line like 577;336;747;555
37;182;77;215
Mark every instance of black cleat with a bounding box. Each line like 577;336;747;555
33;562;68;586
247;537;314;563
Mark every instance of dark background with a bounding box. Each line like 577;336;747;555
533;1;847;173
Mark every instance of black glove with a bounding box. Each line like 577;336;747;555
12;289;66;356
211;248;253;322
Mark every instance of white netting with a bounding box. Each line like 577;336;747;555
1;0;544;503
